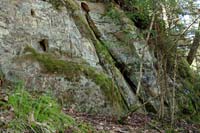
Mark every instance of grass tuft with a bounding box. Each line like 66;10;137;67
8;84;95;132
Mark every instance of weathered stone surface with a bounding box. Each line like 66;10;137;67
0;0;140;115
88;2;160;111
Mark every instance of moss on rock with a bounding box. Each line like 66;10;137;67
44;0;129;115
21;46;127;115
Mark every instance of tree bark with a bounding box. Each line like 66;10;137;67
187;21;200;65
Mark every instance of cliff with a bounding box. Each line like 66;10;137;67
0;0;199;127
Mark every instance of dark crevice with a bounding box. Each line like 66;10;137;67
101;45;158;113
145;103;157;113
31;9;36;17
106;50;137;94
84;12;145;111
84;13;130;110
85;13;156;112
39;39;48;52
117;86;131;110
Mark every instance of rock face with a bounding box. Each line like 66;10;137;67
0;0;162;115
87;2;160;111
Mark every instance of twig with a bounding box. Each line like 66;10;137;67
175;15;200;43
164;16;200;58
148;122;163;133
136;13;155;95
136;56;144;95
146;13;156;42
119;93;161;123
171;53;177;127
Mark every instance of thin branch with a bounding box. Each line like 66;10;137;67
136;13;156;95
146;13;156;42
148;122;163;133
171;53;177;127
175;15;200;43
119;91;167;123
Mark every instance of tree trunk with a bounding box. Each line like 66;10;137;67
187;22;200;65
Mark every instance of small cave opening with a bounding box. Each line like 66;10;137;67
31;9;36;17
39;39;48;52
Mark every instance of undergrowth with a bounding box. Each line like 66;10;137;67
7;84;95;132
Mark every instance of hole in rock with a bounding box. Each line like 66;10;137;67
39;39;48;52
31;9;36;17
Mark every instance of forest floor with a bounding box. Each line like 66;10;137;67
1;90;200;132
64;108;200;133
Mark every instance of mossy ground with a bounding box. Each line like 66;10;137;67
2;84;95;132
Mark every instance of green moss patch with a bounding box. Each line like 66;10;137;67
7;84;95;132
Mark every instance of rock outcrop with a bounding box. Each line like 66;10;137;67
1;0;199;119
0;0;140;115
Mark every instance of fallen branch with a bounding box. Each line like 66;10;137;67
118;94;160;123
148;122;163;133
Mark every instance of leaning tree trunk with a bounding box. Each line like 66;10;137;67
187;21;200;65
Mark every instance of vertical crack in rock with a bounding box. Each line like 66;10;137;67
84;10;139;111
